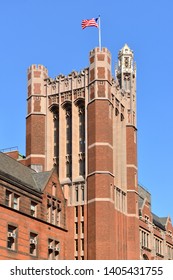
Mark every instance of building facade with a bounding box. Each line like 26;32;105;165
0;45;173;260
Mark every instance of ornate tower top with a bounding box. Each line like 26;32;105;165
117;43;135;74
116;44;136;93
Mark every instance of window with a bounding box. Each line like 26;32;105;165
79;159;85;176
7;225;17;251
75;222;78;235
81;186;85;201
75;206;78;218
116;188;120;210
52;183;57;197
75;239;78;252
48;239;60;260
79;108;85;153
81;221;84;234
167;243;173;259
5;190;19;210
154;236;163;256
81;238;84;251
46;197;61;226
5;190;12;207
145;215;149;223
13;194;19;210
30;201;37;217
75;187;79;202
78;107;85;176
122;192;126;213
53;112;59;164
140;228;150;249
30;232;38;256
66;109;72;178
54;240;60;259
81;205;84;217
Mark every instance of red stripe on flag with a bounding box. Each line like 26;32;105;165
81;18;98;29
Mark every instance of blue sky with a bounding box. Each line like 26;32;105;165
0;0;173;220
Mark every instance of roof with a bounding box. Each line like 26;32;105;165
152;213;167;231
138;183;168;231
32;171;52;191
0;152;52;193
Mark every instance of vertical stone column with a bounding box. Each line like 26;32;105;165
87;48;115;259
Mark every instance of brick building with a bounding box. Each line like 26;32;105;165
0;45;173;260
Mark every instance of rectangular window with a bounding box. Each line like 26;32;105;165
48;239;54;260
51;208;56;225
48;239;60;260
81;186;84;201
75;239;78;252
81;238;84;251
5;190;12;207
75;187;79;202
140;228;150;249
75;222;78;235
47;205;51;223
7;225;17;251
13;194;19;210
81;221;84;234
79;159;85;176
154;237;163;256
30;232;38;256
54;240;60;260
116;188;120;210
47;197;61;226
167;243;173;259
81;205;84;217
5;190;20;210
52;183;57;197
75;206;78;218
31;201;37;217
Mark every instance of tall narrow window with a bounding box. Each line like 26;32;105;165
53;112;59;171
81;205;84;217
81;221;84;234
79;107;85;176
54;240;60;260
81;186;84;201
52;183;57;197
48;239;54;260
75;239;78;252
30;201;37;217
75;206;78;218
5;190;12;207
30;232;38;256
81;238;84;251
79;160;85;176
75;222;78;235
66;109;72;178
7;225;17;250
5;190;20;210
75;187;79;202
13;194;19;210
47;197;61;226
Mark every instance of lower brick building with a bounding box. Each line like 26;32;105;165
0;45;173;260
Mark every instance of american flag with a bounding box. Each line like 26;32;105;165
81;18;98;29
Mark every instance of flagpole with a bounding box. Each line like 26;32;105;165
98;15;101;50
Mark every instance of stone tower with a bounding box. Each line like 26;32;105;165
87;47;115;259
25;45;139;259
26;65;48;171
